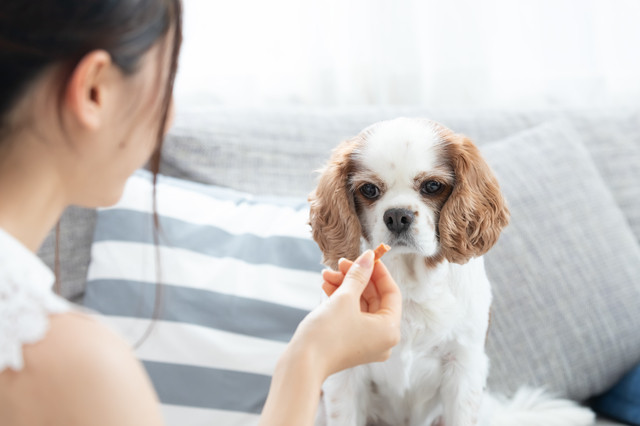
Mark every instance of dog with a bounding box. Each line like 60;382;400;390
309;118;595;426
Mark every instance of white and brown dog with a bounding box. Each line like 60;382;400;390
309;118;594;426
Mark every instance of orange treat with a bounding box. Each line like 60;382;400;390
373;243;391;262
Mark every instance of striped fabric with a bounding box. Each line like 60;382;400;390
83;170;323;425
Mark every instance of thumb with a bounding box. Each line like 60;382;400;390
334;250;375;298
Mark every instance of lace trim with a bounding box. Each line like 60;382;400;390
0;229;70;372
0;276;69;371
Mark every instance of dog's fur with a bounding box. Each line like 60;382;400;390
309;118;594;426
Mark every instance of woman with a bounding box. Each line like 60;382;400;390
0;1;402;425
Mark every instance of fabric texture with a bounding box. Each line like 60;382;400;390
481;120;640;402
0;228;69;372
37;206;96;303
592;363;640;425
566;111;640;244
83;170;323;425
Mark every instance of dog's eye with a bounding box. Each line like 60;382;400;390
421;180;443;195
360;183;380;199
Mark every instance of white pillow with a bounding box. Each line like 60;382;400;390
84;170;323;426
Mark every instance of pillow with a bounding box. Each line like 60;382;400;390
591;363;640;425
561;110;640;244
83;170;323;425
481;120;640;402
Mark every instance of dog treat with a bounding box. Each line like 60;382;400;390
373;243;391;261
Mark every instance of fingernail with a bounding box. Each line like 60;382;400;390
355;250;374;268
338;258;348;265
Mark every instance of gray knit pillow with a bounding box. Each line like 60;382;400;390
482;120;640;402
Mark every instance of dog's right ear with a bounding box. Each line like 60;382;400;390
308;137;363;269
438;133;510;264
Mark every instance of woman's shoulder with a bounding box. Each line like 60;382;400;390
0;312;165;426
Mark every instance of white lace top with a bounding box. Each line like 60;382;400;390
0;228;70;372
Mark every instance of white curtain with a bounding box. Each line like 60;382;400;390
175;0;640;108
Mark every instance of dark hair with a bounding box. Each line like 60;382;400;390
0;0;182;123
1;0;183;340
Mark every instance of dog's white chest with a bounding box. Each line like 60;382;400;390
365;334;446;425
364;294;467;425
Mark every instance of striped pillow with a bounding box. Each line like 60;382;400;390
83;170;323;425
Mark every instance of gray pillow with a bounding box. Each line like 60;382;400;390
482;120;640;402
568;112;640;244
82;170;323;425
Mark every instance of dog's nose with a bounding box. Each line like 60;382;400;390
384;208;414;234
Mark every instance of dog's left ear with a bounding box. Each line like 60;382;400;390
308;137;363;269
438;134;510;264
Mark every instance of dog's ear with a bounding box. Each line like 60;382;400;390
308;138;363;269
438;134;509;264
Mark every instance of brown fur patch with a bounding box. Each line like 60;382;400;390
436;131;510;264
308;137;365;269
424;251;446;269
351;170;387;209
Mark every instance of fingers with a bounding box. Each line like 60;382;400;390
321;268;345;298
321;258;353;285
314;252;402;371
333;250;375;299
370;260;402;322
338;258;353;274
321;269;344;286
323;256;386;313
321;252;400;319
322;281;338;297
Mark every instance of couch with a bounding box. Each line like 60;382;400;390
38;105;640;425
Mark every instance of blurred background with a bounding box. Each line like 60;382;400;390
174;0;640;110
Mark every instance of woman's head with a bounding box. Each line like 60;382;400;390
0;0;182;206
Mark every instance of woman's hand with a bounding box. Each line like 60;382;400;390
259;249;402;426
291;249;402;379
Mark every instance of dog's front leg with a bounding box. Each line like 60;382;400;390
317;368;367;426
439;349;488;426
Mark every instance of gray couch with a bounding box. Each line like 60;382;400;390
39;105;640;425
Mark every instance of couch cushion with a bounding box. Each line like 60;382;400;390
37;206;95;303
482;120;640;401
83;170;323;425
